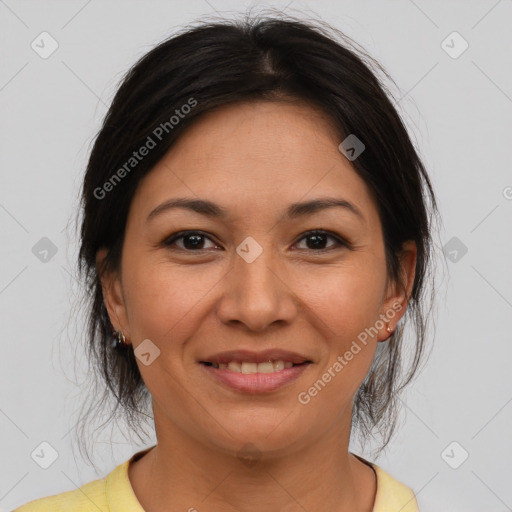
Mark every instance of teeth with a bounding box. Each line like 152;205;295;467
227;361;241;372
211;360;298;373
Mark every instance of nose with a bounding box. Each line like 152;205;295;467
216;249;298;332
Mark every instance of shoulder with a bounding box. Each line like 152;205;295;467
371;462;420;512
14;474;110;512
12;476;108;512
352;452;419;512
13;447;152;512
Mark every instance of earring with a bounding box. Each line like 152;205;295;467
113;329;129;348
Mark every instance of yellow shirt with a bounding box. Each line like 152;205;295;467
14;448;419;511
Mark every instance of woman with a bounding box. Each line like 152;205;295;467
15;11;438;512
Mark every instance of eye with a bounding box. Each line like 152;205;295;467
163;229;349;253
294;230;348;251
163;231;219;251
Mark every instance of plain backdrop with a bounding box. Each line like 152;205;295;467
1;1;511;511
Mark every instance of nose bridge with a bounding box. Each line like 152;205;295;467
217;235;296;330
233;235;280;302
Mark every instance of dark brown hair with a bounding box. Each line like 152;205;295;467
72;9;440;465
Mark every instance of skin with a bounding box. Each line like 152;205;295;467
98;100;417;512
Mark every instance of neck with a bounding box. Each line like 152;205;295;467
129;414;376;512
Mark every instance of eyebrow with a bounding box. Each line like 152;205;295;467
146;197;364;223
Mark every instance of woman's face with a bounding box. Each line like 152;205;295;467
99;100;416;458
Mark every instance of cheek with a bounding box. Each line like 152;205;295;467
305;263;383;387
304;261;385;337
122;257;222;342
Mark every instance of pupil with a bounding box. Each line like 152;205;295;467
184;234;204;250
307;234;326;249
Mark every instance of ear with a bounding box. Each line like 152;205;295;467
377;240;417;342
96;248;130;340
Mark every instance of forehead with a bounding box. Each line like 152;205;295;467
130;100;379;228
169;99;342;166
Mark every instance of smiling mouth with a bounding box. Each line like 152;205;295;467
200;360;312;374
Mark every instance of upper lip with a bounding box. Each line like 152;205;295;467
200;349;313;365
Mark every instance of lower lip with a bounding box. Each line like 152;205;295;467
200;362;311;394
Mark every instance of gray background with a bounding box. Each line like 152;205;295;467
1;1;511;510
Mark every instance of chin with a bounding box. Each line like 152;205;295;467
204;418;308;460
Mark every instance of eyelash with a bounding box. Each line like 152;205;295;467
162;230;350;253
